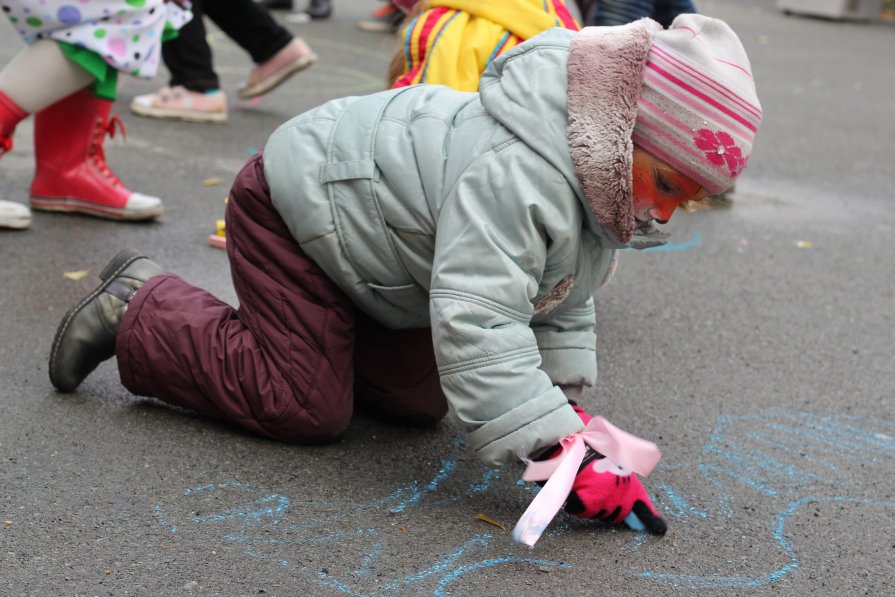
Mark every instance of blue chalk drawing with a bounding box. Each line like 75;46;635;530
151;411;893;593
642;412;894;589
652;482;708;520
193;493;289;524
642;496;895;589
434;556;573;597
389;436;461;513
153;504;176;533
151;433;573;595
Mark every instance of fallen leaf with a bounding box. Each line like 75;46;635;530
475;513;506;531
202;177;224;187
63;270;90;281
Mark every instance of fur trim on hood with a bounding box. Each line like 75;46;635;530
567;20;661;245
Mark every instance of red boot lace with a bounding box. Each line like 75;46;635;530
88;114;126;188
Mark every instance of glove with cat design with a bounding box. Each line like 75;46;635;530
543;404;667;534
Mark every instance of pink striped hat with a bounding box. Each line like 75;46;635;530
633;15;762;195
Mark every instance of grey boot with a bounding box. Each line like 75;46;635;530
49;249;163;392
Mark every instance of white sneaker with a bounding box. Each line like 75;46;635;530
122;192;164;220
130;87;228;124
0;199;31;230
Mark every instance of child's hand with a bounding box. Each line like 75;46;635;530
555;403;666;533
564;450;667;534
515;407;665;545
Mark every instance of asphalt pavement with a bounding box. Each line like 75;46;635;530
1;0;894;595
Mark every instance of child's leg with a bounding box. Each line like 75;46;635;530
161;0;221;93
352;312;448;426
29;88;164;220
0;40;94;113
116;155;358;443
1;39;93;229
204;0;294;66
132;5;229;126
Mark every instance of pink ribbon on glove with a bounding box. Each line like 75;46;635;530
511;416;661;547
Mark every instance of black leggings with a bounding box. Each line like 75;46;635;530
163;0;293;92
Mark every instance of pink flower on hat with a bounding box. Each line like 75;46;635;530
694;129;746;177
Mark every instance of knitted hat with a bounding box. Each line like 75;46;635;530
632;14;762;195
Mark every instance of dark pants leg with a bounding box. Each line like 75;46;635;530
116;154;446;441
353;313;448;426
116;154;357;443
204;0;293;65
163;0;219;92
163;0;293;92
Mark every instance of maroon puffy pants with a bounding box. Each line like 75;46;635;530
115;154;448;443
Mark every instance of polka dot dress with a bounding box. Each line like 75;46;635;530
1;0;191;78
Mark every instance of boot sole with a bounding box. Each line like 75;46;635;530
30;197;163;221
130;102;228;124
49;249;147;392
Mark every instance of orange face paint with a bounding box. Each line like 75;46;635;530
632;149;703;223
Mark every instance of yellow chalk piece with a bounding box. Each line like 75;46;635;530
202;177;224;187
474;513;506;531
63;270;90;281
215;219;226;237
3;520;11;526
795;240;813;249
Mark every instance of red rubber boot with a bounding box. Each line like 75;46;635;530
29;89;163;221
0;90;32;230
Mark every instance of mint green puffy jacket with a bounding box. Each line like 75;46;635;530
263;23;660;466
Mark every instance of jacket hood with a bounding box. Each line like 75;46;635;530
480;22;662;247
567;20;660;244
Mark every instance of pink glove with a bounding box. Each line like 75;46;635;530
548;405;667;534
564;448;667;533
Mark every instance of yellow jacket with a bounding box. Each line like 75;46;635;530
395;0;580;91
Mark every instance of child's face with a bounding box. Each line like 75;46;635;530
632;145;707;224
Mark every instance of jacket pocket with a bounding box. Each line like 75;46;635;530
366;282;430;327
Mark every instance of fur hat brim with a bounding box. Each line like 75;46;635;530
567;20;660;244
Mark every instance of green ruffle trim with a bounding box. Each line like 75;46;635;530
55;22;182;102
162;20;180;43
57;41;119;101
